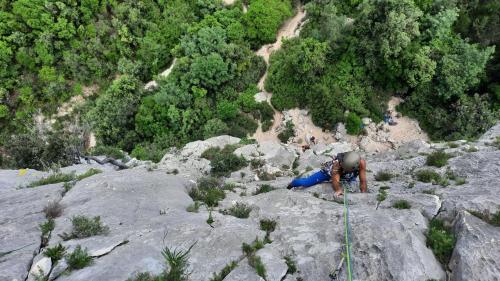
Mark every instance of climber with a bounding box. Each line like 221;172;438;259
287;151;367;197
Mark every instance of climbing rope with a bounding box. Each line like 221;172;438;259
343;184;354;281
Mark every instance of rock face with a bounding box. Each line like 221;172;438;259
1;124;499;281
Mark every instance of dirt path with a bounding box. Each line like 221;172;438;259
386;97;429;144
144;58;177;90
252;6;307;143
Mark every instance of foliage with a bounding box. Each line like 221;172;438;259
43;244;66;263
88;146;126;161
426;151;451;167
260;219;277;233
244;0;293;49
345;112;362;135
248;254;267;280
278;121;295;143
207;146;247;177
162;243;196;281
186;202;201;213
60;215;109;240
76;168;102;181
374;171;393;181
284;256;297;274
415;169;442;183
28;172;75;188
426;219;455;265
254;184;275;195
210;261;238;281
39;219;55;237
377;190;388;202
468;210;500;227
43;201;63;220
66;245;93;270
221;202;252;218
392;200;411;209
188;177;225;207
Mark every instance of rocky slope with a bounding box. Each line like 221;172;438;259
1;125;499;281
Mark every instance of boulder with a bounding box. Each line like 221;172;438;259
257;142;296;169
449;211;500;281
180;135;240;157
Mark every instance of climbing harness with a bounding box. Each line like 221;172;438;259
343;185;354;281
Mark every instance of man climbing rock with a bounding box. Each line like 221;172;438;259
287;151;367;196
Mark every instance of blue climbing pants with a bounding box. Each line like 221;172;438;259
290;170;331;188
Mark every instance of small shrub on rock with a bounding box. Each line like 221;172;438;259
260;219;277;233
284;256;297;274
374;171;393;181
43;201;63;219
426;219;455;265
469;210;500;227
377;190;388;202
221;202;252;219
346;112;362;135
186;202;201;213
254;184;274;195
28;172;76;188
76;168;102;181
426;151;451;167
210;149;247;177
189;177;225;207
60;216;109;240
162;243;195;281
210;261;238;281
278;121;295;143
415;169;442;183
248;255;267;280
67;245;93;270
43;243;66;263
392;200;411;209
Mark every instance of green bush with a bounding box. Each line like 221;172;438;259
278;121;295;143
377;190;388;202
261;119;274;132
346;112;363;135
426;151;451;167
204;119;229;139
209;147;248;177
243;0;293;48
248;255;267;280
60;216;109;240
426;219;455;264
44;244;66;263
254;184;274;195
40;219;55;237
76;169;102;181
221;202;252;218
284;256;297;274
260;219;277;233
131;143;166;163
188;177;225;207
186;202;201;213
392;200;411;209
162;243;195;281
43;201;63;220
89;146;126;161
67;245;93;270
374;171;393;182
415;169;442;183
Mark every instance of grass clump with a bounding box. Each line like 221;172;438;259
426;219;455;265
202;145;247;177
377;189;388;202
43;201;63;219
248;255;267;280
392;200;411;209
447;142;459;148
60;215;109;240
66;245;93;270
28;172;75;187
250;158;266;169
260;219;277;234
414;169;442;183
162;243;196;281
207;210;214;226
222;182;237;192
455;177;467;185
469;209;500;227
380;186;391;190
62;182;75;195
422;189;436;195
284;256;297;274
43;243;66;263
76;168;102;181
221;202;252;219
278;121;295;143
40;219;55;237
313;192;320;198
127;272;164;281
242;237;265;256
254;184;274;195
464;146;479;153
209;261;238;281
374;171;393;181
186;202;201;213
188;177;225;207
426;151;451;167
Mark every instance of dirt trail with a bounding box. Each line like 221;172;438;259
252;7;307;143
144;58;177;90
386;97;429;144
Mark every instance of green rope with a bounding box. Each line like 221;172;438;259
343;185;353;281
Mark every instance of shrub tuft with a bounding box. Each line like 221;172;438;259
392;200;411;209
374;171;393;181
426;151;451;167
426;219;455;265
67;245;93;270
60;215;109;240
221;202;252;219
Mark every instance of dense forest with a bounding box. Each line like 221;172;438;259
0;0;498;169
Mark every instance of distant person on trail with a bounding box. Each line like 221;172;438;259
384;110;398;126
287;151;367;197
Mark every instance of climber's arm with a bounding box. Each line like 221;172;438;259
359;159;367;193
331;162;342;196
